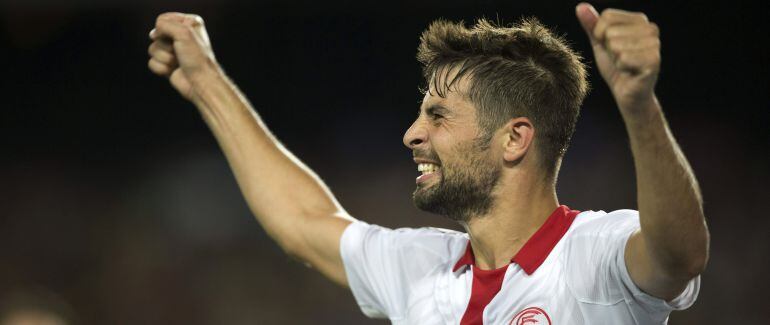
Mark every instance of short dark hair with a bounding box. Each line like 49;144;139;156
417;17;589;179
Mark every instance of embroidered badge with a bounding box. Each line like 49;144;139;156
510;307;551;325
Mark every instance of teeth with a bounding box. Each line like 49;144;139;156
417;163;440;174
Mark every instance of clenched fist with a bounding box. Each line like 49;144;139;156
576;3;661;114
148;13;220;103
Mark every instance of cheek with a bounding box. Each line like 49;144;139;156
430;129;458;156
427;138;448;164
437;149;466;177
450;142;494;172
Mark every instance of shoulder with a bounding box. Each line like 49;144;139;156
340;222;468;319
560;209;641;265
560;209;643;303
568;209;640;239
561;209;640;265
347;221;467;243
342;221;468;263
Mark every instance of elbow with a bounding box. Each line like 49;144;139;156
664;251;708;282
674;228;711;280
680;210;711;279
275;234;318;269
272;209;351;264
277;237;303;260
271;223;314;262
682;250;709;280
259;217;309;261
690;218;711;276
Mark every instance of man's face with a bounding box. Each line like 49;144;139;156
403;80;502;222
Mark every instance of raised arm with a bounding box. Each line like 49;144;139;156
147;13;353;286
576;3;709;300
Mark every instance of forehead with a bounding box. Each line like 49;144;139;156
420;71;477;114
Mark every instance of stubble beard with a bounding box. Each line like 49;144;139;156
412;141;501;223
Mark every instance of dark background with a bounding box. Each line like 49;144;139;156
0;0;768;323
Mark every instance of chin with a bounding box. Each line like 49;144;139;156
412;188;428;205
412;187;442;214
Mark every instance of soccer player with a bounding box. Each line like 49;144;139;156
147;3;709;324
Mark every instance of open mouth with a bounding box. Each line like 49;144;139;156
416;163;441;185
418;163;440;174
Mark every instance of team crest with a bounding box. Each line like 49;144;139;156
509;307;551;325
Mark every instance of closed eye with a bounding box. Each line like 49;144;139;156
426;105;449;120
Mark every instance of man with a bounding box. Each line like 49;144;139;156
147;2;709;324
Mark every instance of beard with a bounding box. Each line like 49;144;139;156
412;139;501;223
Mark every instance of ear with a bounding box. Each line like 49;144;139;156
501;117;535;163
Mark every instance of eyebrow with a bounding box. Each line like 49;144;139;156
422;104;450;116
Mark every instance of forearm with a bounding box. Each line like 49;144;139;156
190;70;352;253
148;15;352;285
623;96;709;279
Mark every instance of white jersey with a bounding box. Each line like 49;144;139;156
340;206;700;325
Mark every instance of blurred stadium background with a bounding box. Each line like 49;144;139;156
0;0;767;323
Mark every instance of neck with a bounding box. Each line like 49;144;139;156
461;176;559;270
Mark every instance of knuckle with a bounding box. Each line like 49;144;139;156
152;41;164;52
154;52;168;63
155;19;171;31
599;11;611;21
593;23;606;40
649;23;660;35
180;14;204;27
156;13;175;24
600;8;616;18
163;52;177;64
191;15;204;26
159;12;182;19
148;59;162;72
177;26;194;39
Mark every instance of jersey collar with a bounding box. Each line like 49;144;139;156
452;205;580;275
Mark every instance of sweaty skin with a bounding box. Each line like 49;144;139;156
147;2;709;302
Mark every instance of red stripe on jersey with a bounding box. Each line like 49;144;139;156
512;206;580;275
453;205;580;274
459;265;509;325
455;205;580;324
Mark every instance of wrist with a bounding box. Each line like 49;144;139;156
620;96;670;147
188;66;231;109
618;94;662;127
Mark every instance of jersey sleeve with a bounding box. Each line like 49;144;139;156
564;210;700;323
339;221;458;320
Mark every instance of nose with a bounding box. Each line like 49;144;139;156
403;118;428;149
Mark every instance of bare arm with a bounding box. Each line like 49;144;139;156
622;97;708;299
147;13;353;286
576;3;709;300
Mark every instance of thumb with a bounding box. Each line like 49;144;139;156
575;2;600;45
